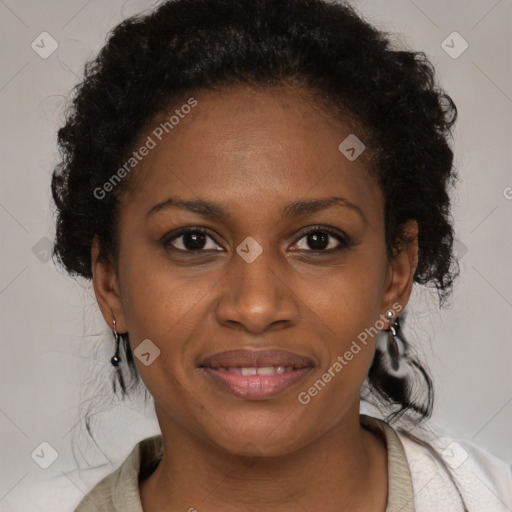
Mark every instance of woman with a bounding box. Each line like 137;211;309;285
51;0;512;510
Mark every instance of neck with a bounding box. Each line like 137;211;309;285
139;407;388;512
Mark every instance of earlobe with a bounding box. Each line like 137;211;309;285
382;220;419;317
91;236;127;332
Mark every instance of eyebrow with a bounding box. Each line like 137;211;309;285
146;196;367;223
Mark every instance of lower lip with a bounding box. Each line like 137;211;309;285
202;367;312;400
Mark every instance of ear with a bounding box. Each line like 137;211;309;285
381;220;419;320
91;236;128;333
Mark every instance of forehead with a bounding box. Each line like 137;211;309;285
118;85;382;224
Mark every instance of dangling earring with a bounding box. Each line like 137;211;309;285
385;311;402;372
111;318;121;366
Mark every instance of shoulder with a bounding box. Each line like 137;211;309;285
394;422;512;512
74;435;162;512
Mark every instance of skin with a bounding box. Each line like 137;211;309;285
91;85;418;511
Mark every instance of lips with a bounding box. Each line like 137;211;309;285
199;348;314;400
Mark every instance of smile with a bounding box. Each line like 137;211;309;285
199;349;314;400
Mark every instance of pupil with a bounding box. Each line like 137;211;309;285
184;232;206;250
308;231;328;250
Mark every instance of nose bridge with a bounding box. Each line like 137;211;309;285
215;237;299;332
232;236;281;303
237;242;277;294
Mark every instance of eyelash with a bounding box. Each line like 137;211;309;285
163;225;353;255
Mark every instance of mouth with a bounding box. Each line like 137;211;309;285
199;348;314;400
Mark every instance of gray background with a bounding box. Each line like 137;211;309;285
0;0;511;510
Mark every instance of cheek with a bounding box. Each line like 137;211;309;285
303;257;387;334
298;256;386;385
117;249;216;383
311;281;382;386
119;243;204;338
295;285;382;427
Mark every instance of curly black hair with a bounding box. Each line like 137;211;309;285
51;0;459;425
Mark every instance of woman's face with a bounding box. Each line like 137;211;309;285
93;85;416;456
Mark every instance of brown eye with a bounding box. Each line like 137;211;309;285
292;226;352;253
164;228;223;252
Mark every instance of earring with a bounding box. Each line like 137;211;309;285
386;316;402;371
111;318;121;367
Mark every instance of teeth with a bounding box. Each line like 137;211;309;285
227;366;289;376
257;366;280;375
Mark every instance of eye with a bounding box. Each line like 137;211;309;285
163;225;353;255
164;227;223;252
291;226;352;253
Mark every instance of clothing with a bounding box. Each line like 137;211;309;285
73;414;512;511
73;414;413;511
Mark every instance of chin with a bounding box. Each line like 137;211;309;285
199;412;311;458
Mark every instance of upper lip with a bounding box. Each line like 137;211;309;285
199;348;314;369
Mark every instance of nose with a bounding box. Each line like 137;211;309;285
214;247;301;334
